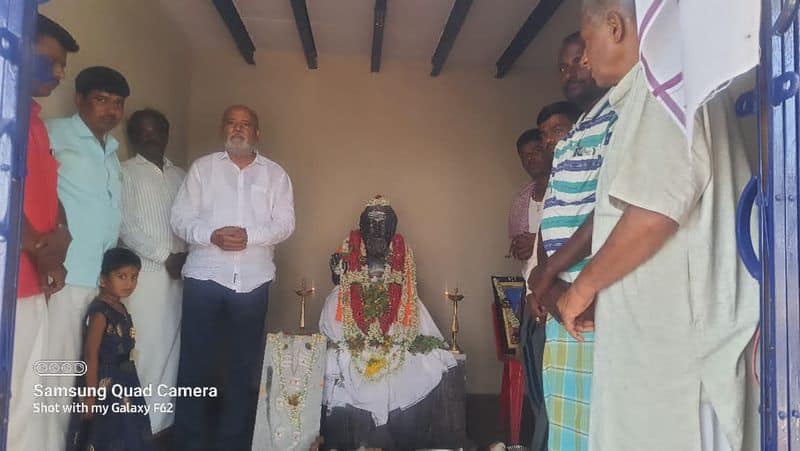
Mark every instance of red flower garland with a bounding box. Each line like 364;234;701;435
346;230;407;335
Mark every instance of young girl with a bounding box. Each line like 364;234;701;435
68;247;154;451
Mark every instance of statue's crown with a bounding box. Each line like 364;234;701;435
365;194;390;207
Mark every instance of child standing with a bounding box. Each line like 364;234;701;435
68;248;154;450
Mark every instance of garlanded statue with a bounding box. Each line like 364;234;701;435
319;195;460;449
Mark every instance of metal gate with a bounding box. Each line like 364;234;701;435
741;0;800;449
0;0;38;450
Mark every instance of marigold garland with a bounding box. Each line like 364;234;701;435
335;230;422;381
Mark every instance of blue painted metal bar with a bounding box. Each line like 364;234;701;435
759;0;800;449
736;176;762;280
0;0;39;450
775;0;800;35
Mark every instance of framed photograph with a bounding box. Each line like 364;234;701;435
490;275;526;356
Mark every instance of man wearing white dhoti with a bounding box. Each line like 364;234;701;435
8;15;77;451
120;108;186;433
45;65;130;450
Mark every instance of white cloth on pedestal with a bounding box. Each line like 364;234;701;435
122;267;182;433
252;333;326;451
319;286;456;426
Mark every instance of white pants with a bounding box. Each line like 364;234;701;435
44;284;97;451
8;294;48;450
122;267;182;433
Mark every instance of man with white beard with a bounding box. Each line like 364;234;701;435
170;105;295;450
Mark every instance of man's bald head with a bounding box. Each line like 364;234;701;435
580;0;639;88
582;0;636;17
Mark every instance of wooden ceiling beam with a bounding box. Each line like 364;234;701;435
289;0;319;69
211;0;256;65
495;0;564;78
430;0;473;77
371;0;388;72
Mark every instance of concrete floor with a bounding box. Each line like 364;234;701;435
153;394;535;451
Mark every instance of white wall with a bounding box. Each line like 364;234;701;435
38;0;192;165
184;50;562;393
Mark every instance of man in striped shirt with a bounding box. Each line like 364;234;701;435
120;108;186;434
526;31;613;451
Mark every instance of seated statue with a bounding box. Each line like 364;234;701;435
319;195;462;449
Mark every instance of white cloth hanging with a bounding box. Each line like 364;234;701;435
635;0;760;140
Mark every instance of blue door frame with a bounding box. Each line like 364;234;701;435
0;1;37;450
751;0;800;450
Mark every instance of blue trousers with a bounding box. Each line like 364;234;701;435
521;312;548;451
174;279;270;451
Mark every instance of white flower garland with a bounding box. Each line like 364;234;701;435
269;333;326;442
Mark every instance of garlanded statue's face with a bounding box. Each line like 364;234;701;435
359;205;398;259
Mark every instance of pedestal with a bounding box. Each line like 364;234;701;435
320;354;467;450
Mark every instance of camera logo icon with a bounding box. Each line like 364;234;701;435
34;360;87;377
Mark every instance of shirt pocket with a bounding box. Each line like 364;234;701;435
250;184;270;222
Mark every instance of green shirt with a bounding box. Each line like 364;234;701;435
46;114;121;287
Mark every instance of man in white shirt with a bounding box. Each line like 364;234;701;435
120;108;186;434
171;105;295;450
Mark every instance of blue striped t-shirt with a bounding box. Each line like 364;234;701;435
540;94;617;282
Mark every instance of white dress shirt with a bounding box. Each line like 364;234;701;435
171;151;295;293
120;154;187;272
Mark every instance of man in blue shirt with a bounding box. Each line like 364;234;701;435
44;66;129;449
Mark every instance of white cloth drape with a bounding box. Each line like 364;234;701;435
635;0;760;140
319;287;457;426
252;333;326;451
